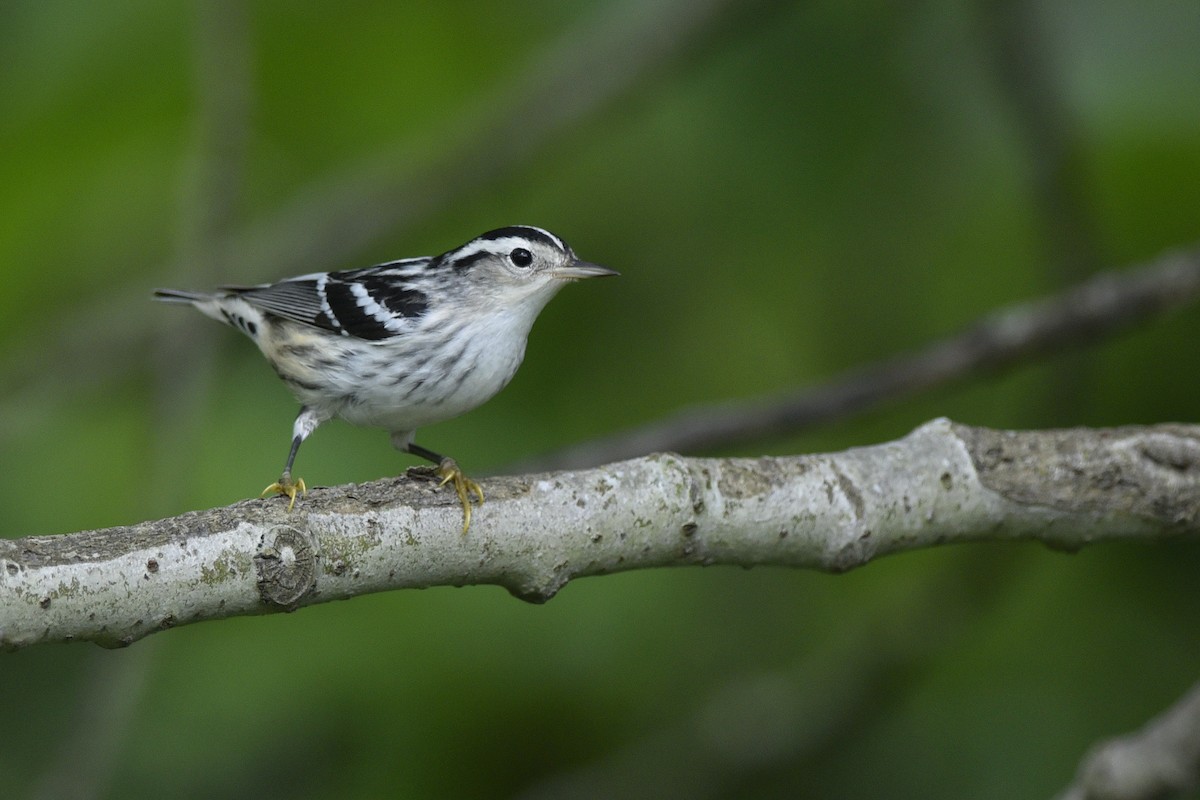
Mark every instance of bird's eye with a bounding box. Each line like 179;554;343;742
509;248;533;268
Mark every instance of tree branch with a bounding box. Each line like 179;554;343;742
512;243;1200;472
2;419;1197;651
1056;679;1200;800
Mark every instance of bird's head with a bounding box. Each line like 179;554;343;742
440;226;618;308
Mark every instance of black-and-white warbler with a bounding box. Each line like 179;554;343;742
155;225;617;530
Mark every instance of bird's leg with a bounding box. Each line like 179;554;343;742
404;441;484;533
261;438;307;511
261;407;321;511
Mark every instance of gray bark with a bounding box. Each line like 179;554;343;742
2;419;1197;651
1057;680;1200;800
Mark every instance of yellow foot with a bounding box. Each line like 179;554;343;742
261;474;307;511
436;457;484;533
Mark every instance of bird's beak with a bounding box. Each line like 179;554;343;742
553;259;620;280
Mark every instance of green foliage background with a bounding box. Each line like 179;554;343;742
2;1;1199;797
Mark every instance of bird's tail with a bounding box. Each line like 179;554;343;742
153;287;266;336
153;288;211;305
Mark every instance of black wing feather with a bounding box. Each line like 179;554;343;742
230;264;431;340
233;279;339;332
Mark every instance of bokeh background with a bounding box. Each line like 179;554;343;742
3;1;1199;798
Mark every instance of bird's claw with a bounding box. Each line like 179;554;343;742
261;474;307;511
436;458;484;533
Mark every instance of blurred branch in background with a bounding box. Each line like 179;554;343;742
512;243;1200;472
0;0;767;436
518;550;1013;800
226;0;764;276
979;0;1107;418
1057;679;1200;800
28;4;256;799
149;0;255;509
980;0;1102;281
3;419;1196;650
26;644;155;800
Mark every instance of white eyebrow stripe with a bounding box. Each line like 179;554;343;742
449;227;567;263
449;240;498;261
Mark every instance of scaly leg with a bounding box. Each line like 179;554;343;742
404;440;484;533
262;407;322;511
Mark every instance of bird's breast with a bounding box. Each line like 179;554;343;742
286;309;535;433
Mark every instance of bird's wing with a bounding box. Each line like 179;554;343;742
230;259;433;341
231;278;335;332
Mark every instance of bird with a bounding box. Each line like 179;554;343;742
154;225;617;531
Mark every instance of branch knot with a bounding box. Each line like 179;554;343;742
254;525;317;609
